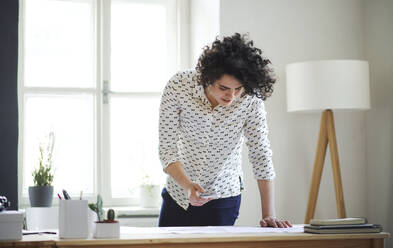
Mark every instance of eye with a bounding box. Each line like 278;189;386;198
219;87;227;91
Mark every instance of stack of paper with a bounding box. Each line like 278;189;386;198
121;225;305;235
304;218;382;234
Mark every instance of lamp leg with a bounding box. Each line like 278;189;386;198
326;110;346;218
305;111;329;224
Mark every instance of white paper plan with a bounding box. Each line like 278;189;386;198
121;225;304;235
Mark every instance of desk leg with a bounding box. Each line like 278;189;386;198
372;238;384;248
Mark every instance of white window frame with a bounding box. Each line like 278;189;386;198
18;0;190;208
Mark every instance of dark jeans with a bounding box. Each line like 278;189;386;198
158;188;241;227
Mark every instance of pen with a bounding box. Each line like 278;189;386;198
79;191;83;200
62;189;71;200
57;193;62;200
23;231;57;235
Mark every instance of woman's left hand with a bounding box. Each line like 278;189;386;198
260;216;292;228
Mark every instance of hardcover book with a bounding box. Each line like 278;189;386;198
304;224;382;234
310;217;367;226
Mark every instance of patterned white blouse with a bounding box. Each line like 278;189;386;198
159;70;275;210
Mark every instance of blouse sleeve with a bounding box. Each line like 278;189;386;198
158;73;181;170
243;98;276;180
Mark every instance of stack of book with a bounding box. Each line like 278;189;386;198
304;217;382;234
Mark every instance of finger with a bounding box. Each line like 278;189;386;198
190;190;212;204
191;193;207;203
260;220;267;227
198;198;210;205
193;183;205;194
189;196;201;205
190;191;201;200
190;200;203;206
269;220;278;228
190;197;209;206
189;187;203;200
285;220;293;227
277;221;285;228
192;200;207;206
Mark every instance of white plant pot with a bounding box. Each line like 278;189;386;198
88;209;98;237
93;222;120;239
139;185;161;208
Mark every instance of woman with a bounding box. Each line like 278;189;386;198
158;33;291;228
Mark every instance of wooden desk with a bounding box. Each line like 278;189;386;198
0;232;389;248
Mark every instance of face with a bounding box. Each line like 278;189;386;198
205;74;244;107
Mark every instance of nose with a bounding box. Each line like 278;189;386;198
226;90;235;98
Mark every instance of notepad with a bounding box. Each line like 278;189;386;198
310;217;367;226
304;224;382;234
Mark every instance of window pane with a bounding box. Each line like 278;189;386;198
111;1;173;92
24;0;95;88
23;94;95;196
110;96;165;198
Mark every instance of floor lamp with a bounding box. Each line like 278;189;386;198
286;60;370;224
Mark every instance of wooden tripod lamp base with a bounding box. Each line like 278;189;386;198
304;109;346;224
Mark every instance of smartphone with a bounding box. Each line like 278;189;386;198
199;194;218;199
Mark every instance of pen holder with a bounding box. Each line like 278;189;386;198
59;199;88;239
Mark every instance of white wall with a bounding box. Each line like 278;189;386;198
365;0;393;247
219;0;368;226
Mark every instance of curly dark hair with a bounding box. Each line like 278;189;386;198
196;33;276;100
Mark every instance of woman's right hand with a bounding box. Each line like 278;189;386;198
164;162;212;206
186;182;212;206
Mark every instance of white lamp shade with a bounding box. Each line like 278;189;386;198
286;60;370;112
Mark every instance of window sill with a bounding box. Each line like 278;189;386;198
105;206;160;218
20;206;160;217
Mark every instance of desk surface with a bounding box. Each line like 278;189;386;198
1;231;390;248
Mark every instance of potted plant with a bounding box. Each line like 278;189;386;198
89;195;120;239
139;174;161;208
28;132;55;207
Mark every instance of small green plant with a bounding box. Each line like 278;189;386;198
88;195;104;222
88;195;117;223
107;209;115;221
32;132;55;186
